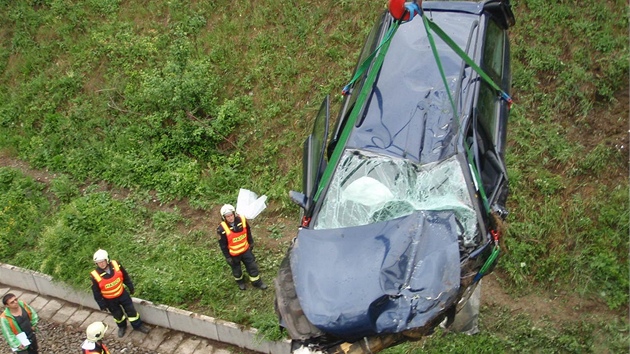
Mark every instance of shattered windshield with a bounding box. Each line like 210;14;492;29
313;150;478;245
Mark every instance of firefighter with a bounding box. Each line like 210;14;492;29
81;322;110;354
90;249;150;337
0;293;39;354
217;204;268;290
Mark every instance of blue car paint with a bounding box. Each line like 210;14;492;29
291;210;460;338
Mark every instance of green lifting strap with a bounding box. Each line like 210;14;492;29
423;16;513;106
317;21;402;201
333;13;505;212
342;21;400;96
474;245;500;282
421;14;458;118
421;13;491;212
466;143;490;212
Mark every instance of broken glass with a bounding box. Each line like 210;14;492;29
314;150;478;246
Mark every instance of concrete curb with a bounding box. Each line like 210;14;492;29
0;263;290;354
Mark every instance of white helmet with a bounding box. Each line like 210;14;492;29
220;204;235;217
86;321;108;342
93;249;109;263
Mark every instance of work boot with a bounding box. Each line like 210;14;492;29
254;280;268;290
136;325;150;334
117;326;127;338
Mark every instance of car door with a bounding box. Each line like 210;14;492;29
475;15;510;207
290;95;330;219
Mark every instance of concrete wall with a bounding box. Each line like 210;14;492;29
0;263;290;354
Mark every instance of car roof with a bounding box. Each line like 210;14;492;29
345;5;487;165
423;0;487;14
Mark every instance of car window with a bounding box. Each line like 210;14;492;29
477;81;498;146
313;150;479;247
482;19;504;83
477;19;505;147
330;13;387;150
304;97;330;203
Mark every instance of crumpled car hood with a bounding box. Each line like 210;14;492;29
290;210;461;339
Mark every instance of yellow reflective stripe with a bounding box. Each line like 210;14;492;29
220;222;230;235
223;217;250;256
222;218;247;234
128;313;140;322
229;236;247;249
110;260;120;271
229;244;247;255
101;285;124;298
249;274;260;282
100;275;124;298
91;270;102;282
93;262;125;299
114;316;126;323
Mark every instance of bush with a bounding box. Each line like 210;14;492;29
0;168;49;262
37;192;139;285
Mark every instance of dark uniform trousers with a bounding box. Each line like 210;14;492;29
105;291;143;329
230;249;261;284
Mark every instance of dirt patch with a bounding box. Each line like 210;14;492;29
481;273;620;330
563;85;629;157
0;151;59;184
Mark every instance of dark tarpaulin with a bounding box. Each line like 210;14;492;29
346;11;478;165
290;210;460;338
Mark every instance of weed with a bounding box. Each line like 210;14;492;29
0;168;49;261
575;143;623;177
152;208;183;232
49;174;80;203
267;223;286;240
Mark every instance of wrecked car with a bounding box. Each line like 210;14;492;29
275;0;515;352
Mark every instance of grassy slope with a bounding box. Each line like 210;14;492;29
0;0;627;352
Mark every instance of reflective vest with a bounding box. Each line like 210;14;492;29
90;260;124;299
221;217;250;256
1;301;33;334
82;342;110;354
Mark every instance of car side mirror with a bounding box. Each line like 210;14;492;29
289;191;308;210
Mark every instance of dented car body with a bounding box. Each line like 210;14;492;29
275;1;515;352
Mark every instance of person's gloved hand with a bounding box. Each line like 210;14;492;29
249;244;254;251
129;288;135;295
226;257;233;265
98;303;108;312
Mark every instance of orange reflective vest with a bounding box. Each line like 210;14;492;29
0;301;33;334
82;343;110;354
90;260;124;299
221;217;250;256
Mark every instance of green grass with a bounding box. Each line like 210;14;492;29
381;305;629;354
0;0;627;351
